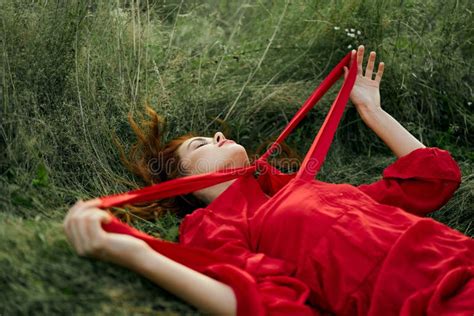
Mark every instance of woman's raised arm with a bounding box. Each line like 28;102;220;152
344;45;426;158
345;46;461;215
360;108;426;158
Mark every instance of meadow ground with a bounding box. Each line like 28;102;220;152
1;0;472;314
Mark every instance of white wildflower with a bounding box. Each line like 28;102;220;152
347;33;355;38
357;30;361;35
350;28;355;32
334;26;340;30
347;45;352;49
345;28;349;32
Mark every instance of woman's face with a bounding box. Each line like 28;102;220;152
177;132;250;176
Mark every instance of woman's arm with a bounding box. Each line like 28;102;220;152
344;45;426;158
344;46;461;214
63;199;237;315
359;108;425;158
129;244;237;316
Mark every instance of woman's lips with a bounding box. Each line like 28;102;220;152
219;140;235;147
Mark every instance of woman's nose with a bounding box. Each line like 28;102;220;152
214;131;226;144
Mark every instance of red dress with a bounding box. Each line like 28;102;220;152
99;52;474;315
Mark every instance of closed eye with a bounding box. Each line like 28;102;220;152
196;141;207;149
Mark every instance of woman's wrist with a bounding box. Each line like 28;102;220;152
104;238;151;271
357;106;386;127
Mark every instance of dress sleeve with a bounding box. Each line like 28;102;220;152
102;214;319;316
356;147;462;216
201;263;319;316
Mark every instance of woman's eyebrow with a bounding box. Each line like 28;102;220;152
187;137;208;150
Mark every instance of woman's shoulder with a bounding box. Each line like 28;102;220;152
178;208;210;241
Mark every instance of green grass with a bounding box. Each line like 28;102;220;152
1;0;472;314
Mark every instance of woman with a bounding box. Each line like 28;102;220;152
63;46;473;315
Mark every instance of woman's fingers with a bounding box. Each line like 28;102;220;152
350;49;356;64
85;210;111;257
80;198;102;209
64;199;84;251
365;51;376;79
375;62;385;82
356;45;364;75
66;215;85;255
73;208;109;257
64;198;102;230
74;208;93;256
354;45;384;82
63;198;106;257
344;50;356;80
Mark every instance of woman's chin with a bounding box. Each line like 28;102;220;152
218;157;249;171
229;148;249;165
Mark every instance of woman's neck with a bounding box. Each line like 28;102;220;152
194;179;237;205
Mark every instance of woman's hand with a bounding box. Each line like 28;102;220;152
344;45;385;119
63;198;149;268
343;45;426;157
